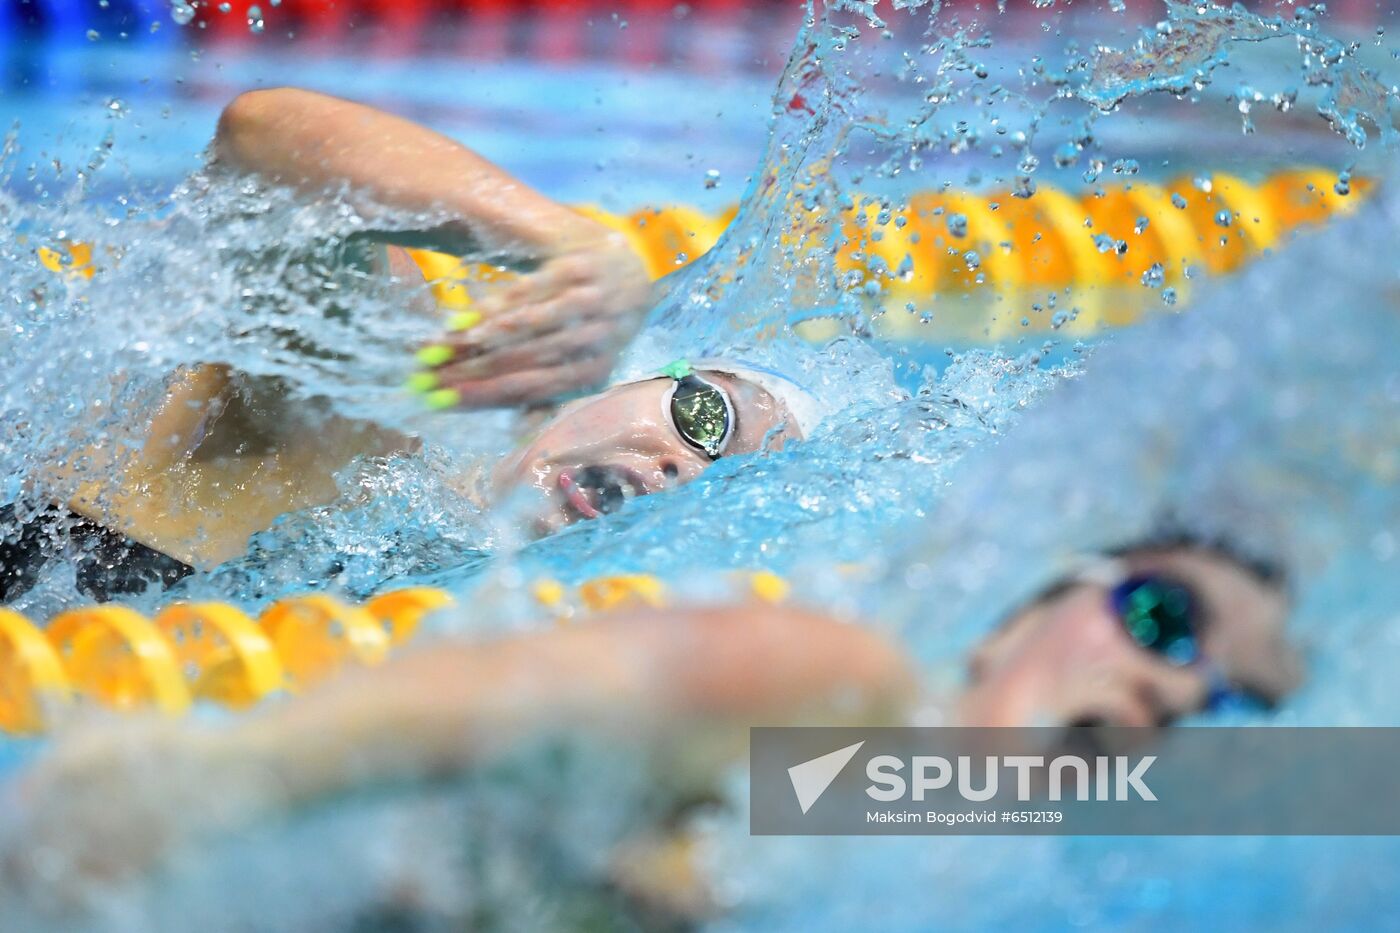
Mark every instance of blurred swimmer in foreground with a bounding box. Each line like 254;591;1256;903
3;88;819;598
0;522;1304;923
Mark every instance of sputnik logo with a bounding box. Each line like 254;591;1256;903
787;741;865;814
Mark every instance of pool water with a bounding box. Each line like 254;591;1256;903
4;0;1400;929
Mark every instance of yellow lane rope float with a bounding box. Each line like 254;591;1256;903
0;572;787;736
397;168;1370;314
36;169;1369;325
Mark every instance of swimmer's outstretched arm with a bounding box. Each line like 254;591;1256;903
234;605;913;804
215;87;596;259
215;87;653;407
2;605;913;912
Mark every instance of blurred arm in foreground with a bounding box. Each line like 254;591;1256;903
1;604;914;920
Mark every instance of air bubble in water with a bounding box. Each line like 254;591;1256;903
171;1;195;25
945;213;968;238
218;1;230;12
1215;210;1232;228
248;4;264;32
704;169;721;189
1171;193;1188;210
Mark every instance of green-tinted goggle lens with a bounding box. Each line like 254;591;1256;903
669;375;733;459
1109;574;1200;665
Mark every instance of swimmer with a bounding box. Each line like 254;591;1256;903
2;89;814;599
0;537;1304;923
956;539;1303;730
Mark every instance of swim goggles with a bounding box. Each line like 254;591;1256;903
659;359;734;459
1073;558;1271;714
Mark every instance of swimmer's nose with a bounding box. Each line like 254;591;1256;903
956;586;1198;728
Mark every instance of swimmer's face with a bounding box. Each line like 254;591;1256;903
493;371;802;533
957;547;1303;728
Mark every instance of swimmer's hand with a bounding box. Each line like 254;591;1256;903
213;88;652;407
417;230;652;408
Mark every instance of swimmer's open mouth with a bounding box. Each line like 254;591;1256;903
558;466;646;520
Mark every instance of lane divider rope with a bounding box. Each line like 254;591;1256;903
36;169;1369;325
0;572;786;735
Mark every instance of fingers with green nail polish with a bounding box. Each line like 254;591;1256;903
404;372;439;393
448;311;482;331
415;344;454;367
424;388;462;410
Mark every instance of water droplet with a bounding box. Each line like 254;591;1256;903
1214;210;1232;228
1141;262;1165;289
219;2;231;12
1134;216;1150;235
962;250;981;271
1171;193;1188;210
1111;158;1140;175
945;213;968;238
171;1;195;25
86;29;100;41
1093;234;1127;255
703;169;721;189
248;4;264;32
1162;287;1179;306
673;252;688;265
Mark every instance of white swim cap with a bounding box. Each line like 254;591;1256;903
683;357;825;437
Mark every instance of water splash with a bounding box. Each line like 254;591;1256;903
3;0;1400;928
